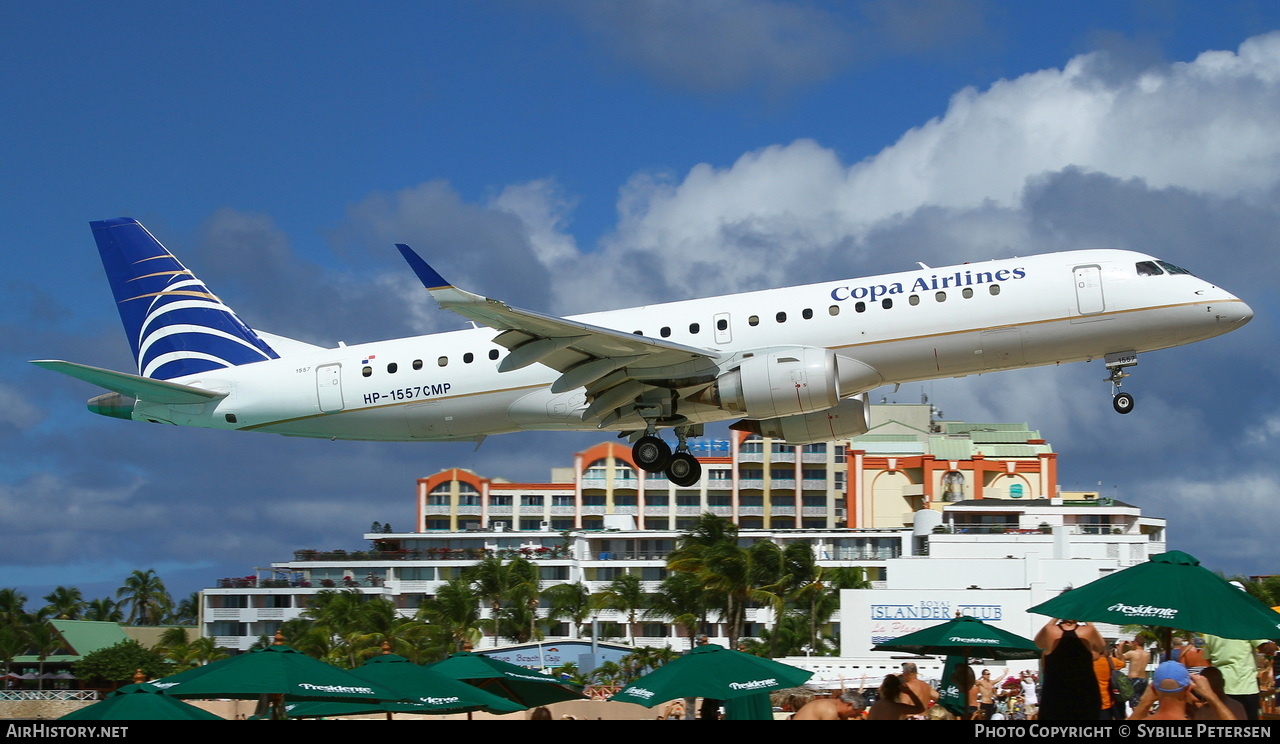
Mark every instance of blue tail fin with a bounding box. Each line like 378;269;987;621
91;218;279;380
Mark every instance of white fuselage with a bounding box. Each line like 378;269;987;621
133;249;1250;441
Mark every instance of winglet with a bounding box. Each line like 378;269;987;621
396;244;452;291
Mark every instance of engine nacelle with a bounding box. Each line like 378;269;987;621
704;347;838;419
733;394;872;444
690;347;881;420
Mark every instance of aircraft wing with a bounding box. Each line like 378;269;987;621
397;245;721;418
30;360;228;404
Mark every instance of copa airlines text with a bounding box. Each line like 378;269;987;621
33;218;1252;486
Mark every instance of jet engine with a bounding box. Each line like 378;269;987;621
731;394;871;444
689;347;881;420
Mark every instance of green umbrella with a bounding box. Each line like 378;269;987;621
151;643;408;719
59;683;225;721
610;644;812;719
426;651;587;708
283;653;526;718
871;615;1041;660
1026;551;1280;648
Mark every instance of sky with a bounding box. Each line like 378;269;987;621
4;0;1280;610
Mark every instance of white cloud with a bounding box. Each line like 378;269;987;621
489;179;581;266
1131;471;1280;569
0;382;44;430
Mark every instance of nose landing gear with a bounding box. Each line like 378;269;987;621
1105;351;1137;414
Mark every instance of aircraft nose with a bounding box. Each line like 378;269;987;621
1221;296;1253;326
1235;299;1254;325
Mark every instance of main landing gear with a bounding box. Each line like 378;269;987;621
632;426;702;487
1105;351;1137;415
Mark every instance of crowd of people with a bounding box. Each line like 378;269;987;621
787;621;1276;721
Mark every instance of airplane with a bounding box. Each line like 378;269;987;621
34;217;1252;487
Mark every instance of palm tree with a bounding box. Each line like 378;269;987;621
0;588;30;628
178;636;230;669
647;571;707;650
542;581;594;639
467;557;540;645
0;624;28;682
417;577;485;655
590;660;625;687
25;621;63;690
41;586;85;621
671;535;778;649
302;589;383;668
171;592;201;625
346;597;434;667
595;573;648;645
116;569;173;625
798;565;871;655
83;597;125;623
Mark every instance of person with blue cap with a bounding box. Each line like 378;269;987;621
1128;661;1236;720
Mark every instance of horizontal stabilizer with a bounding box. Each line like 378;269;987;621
30;360;228;405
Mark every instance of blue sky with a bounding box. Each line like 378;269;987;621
4;1;1280;610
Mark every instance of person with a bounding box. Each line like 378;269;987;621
1180;637;1208;671
792;690;866;720
944;662;978;719
1258;641;1277;715
1129;661;1236;720
1204;633;1270;720
1095;643;1126;720
899;662;939;710
1018;670;1038;719
1035;618;1103;720
1194;666;1247;720
868;674;927;720
976;668;1004;719
1122;638;1151;704
529;706;553;720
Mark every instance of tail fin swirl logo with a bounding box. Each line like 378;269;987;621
91;218;278;380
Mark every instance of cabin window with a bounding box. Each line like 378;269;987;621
936;291;947;302
962;287;974;299
909;295;920;306
776;312;787;323
717;318;729;331
438;356;448;367
1136;261;1163;276
748;315;760;326
689;322;700;334
463;352;474;364
225;414;237;423
881;298;893;309
828;305;840;316
633;330;643;335
989;285;1001;296
387;362;398;374
1157;260;1193;276
489;349;499;361
855;302;866;313
802;308;813;320
660;326;671;338
362;366;372;377
412;359;423;370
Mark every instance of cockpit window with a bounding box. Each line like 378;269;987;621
1136;261;1163;276
1156;260;1193;276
